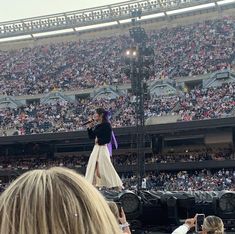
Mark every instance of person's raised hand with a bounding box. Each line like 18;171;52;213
184;216;196;229
88;118;94;128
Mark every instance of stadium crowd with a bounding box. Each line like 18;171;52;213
0;148;233;169
0;148;234;192
145;82;235;121
123;169;235;191
177;82;235;121
0;80;234;135
0;154;87;171
0;96;129;135
0;17;234;96
1;161;234;191
0;8;234;234
111;149;235;166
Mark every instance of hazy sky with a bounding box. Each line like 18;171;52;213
0;0;124;22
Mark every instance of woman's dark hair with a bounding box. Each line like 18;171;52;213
96;108;110;123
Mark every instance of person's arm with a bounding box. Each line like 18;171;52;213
96;123;112;145
119;207;131;234
172;218;195;234
171;224;190;234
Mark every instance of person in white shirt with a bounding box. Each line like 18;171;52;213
142;178;147;189
172;217;195;234
172;215;224;234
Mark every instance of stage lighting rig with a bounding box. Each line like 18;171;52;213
131;9;142;19
123;11;154;191
102;190;235;232
125;47;138;58
123;9;155;191
118;190;142;220
129;27;147;44
130;9;142;26
218;191;235;214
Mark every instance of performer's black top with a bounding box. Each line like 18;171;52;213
87;122;112;145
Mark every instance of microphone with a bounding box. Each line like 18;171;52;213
82;119;94;126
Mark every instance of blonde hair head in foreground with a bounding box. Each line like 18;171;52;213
0;167;121;234
203;216;224;234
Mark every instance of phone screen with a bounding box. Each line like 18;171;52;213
196;214;205;232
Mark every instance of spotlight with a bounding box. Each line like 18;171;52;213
118;190;142;219
215;191;235;230
218;191;235;214
129;27;147;43
124;48;138;58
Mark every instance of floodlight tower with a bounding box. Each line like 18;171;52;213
126;11;154;190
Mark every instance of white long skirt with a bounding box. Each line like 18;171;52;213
85;144;123;188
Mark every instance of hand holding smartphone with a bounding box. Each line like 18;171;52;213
195;214;205;233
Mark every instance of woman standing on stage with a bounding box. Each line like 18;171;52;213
85;108;123;190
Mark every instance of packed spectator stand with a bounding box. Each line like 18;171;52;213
0;15;234;198
0;148;234;191
122;169;235;191
0;17;234;96
0;80;234;135
0;4;235;234
0;17;234;136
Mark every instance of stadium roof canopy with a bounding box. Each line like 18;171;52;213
0;0;234;42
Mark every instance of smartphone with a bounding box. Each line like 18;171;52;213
115;202;122;216
195;214;205;233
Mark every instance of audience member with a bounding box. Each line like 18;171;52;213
108;201;131;234
0;167;121;234
172;215;224;234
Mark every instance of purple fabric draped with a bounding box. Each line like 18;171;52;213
108;131;118;156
